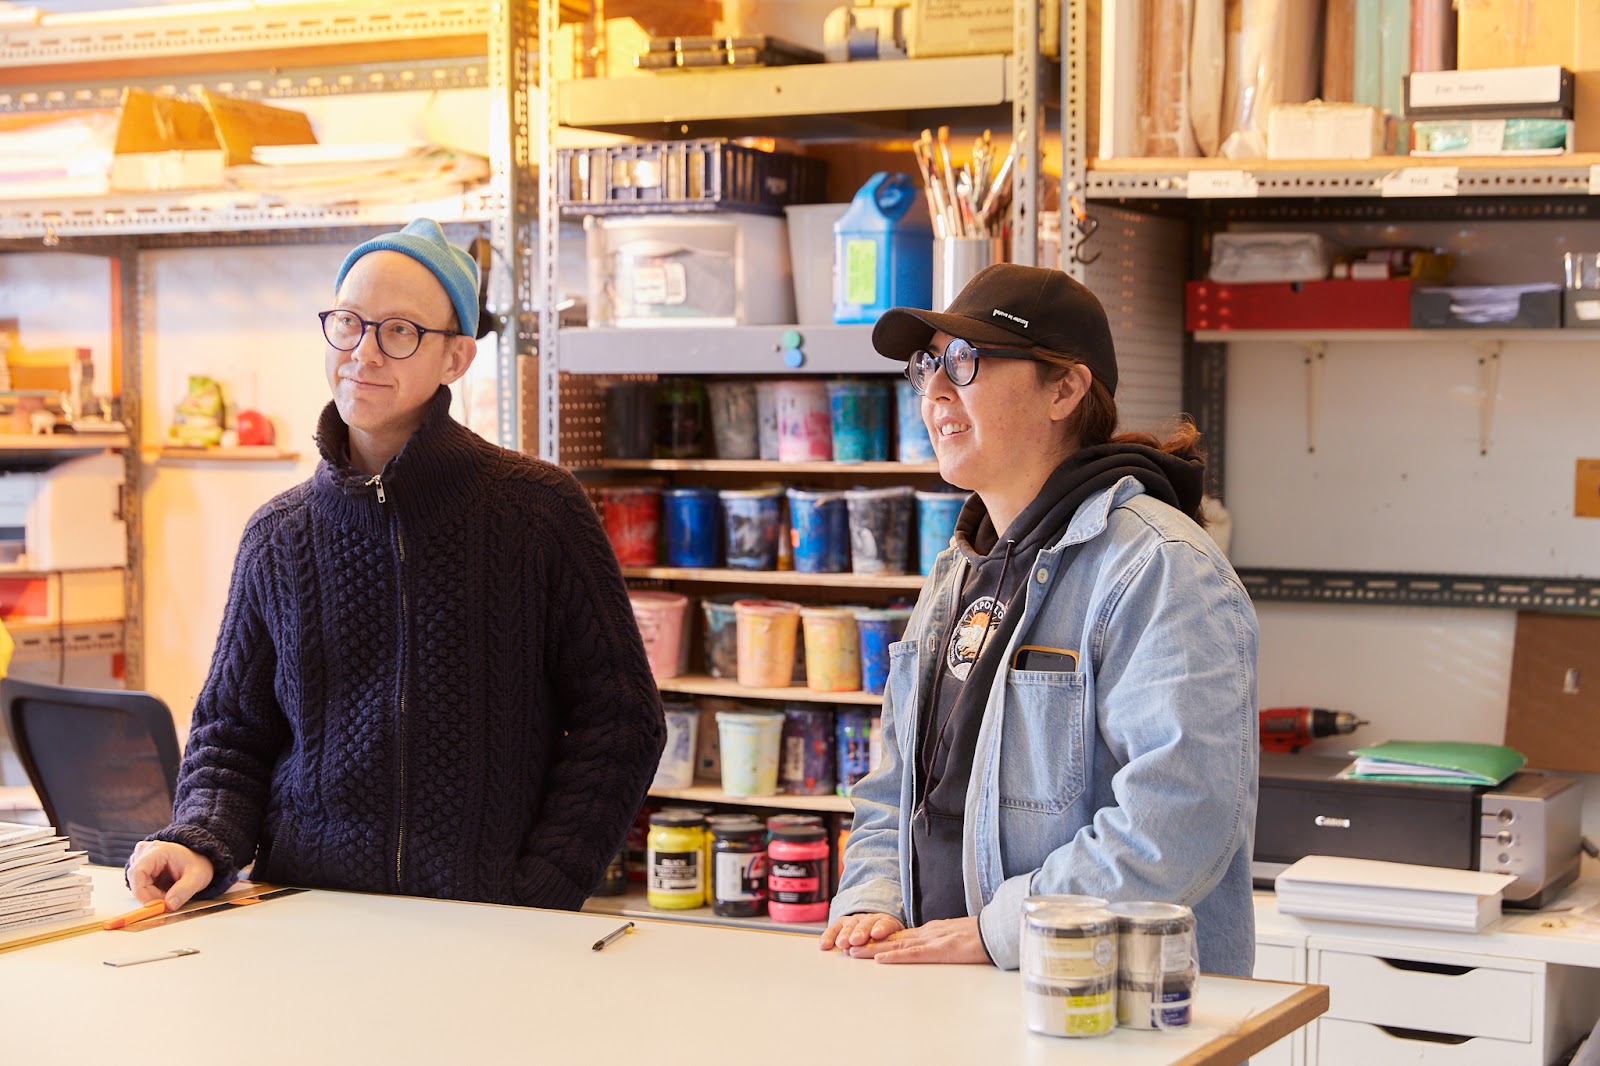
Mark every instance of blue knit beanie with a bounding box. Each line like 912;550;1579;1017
334;218;479;337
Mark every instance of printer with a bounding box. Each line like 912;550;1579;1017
1255;753;1584;908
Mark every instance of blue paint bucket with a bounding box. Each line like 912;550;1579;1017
718;487;784;570
661;487;721;568
855;607;912;696
915;490;969;575
825;379;890;463
836;708;873;796
700;595;741;679
785;487;849;573
895;379;935;463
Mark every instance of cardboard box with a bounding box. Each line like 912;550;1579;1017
109;87;315;192
1186;280;1414;330
1457;0;1600;70
1577;69;1600;151
905;0;1060;59
1267;102;1389;159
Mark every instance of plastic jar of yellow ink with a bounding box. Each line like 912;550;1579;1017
647;809;706;910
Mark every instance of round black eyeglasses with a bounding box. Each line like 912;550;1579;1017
319;309;463;360
905;336;1042;395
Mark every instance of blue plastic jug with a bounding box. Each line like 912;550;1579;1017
832;172;933;324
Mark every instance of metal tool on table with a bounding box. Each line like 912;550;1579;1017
123;887;305;930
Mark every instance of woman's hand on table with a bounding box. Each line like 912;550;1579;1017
127;841;213;911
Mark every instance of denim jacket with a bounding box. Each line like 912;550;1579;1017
831;476;1259;976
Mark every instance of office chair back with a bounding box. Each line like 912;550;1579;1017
0;678;180;866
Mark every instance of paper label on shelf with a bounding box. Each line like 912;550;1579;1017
1381;167;1459;197
1590;164;1600;195
1186;170;1259;198
1575;299;1600;321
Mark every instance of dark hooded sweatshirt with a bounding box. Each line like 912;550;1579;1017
910;442;1205;926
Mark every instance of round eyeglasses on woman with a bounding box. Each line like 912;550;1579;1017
905;336;1043;395
319;309;463;360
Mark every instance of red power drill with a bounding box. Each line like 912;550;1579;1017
1259;707;1369;754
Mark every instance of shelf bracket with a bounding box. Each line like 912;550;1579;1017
1299;341;1325;453
1476;340;1501;456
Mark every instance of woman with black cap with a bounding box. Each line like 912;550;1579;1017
821;263;1259;976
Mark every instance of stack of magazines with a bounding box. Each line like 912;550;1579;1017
0;822;90;934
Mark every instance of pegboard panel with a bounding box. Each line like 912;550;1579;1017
552;371;658;470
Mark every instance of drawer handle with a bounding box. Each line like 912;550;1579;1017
1376;1025;1474;1045
1379;957;1476;977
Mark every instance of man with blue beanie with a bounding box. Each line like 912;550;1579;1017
127;218;666;913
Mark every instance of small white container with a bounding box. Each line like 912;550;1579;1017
585;213;794;327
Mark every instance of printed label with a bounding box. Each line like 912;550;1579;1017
713;851;764;902
1185;169;1259;198
1381;167;1459;197
844;239;878;306
1159;933;1192;971
648;850;702;894
629;262;687;306
782;735;806;781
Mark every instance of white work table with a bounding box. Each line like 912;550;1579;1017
0;867;1325;1066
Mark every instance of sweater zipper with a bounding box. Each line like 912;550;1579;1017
369;471;409;892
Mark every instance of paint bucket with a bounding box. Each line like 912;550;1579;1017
700;596;741;679
785;487;850;574
754;381;781;460
767;823;831;922
654;376;707;459
602;380;657;459
854;607;912;695
652;700;700;789
661;486;721;568
773;379;832;461
733;599;801;688
1020;906;1119;1039
825;378;890;463
800;606;861;692
597;485;660;567
895;379;935;462
835;708;873;796
696;698;736;780
780;705;836;795
705;380;760;459
719;487;784;570
628;590;688;678
1108;901;1198;1030
715;709;785;797
844;486;914;574
915;490;968;575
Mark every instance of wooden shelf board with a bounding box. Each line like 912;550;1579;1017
1094;153;1600;174
657;674;884;706
148;445;301;462
648;783;853;814
582;887;824;936
623;566;924;590
1194;329;1600;342
597;459;940;475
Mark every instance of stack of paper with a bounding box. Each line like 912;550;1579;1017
0;822;91;935
1276;855;1515;932
1345;740;1526;786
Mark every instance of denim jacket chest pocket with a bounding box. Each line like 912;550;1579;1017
996;669;1089;813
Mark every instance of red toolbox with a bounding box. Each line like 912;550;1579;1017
1186;279;1413;331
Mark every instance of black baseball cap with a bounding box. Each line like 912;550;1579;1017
871;263;1118;395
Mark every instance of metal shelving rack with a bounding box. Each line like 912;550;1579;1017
1060;0;1600;613
534;3;1062;841
0;1;526;684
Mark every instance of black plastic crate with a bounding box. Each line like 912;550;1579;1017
558;138;827;216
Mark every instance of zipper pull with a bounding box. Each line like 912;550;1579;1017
365;473;386;504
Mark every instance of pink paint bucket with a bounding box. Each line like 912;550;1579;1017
629;590;689;679
773;379;832;462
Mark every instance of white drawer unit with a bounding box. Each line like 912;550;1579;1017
1256;935;1310;1066
1316;1016;1538;1066
1307;936;1600;1066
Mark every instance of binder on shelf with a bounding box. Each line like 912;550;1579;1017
1344;739;1527;786
1185;279;1413;331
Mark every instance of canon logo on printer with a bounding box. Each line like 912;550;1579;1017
992;308;1030;328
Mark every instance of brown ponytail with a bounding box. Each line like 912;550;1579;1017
1033;352;1207;464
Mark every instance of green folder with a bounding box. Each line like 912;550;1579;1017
1346;740;1527;787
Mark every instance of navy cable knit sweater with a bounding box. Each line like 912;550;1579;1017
146;387;665;909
